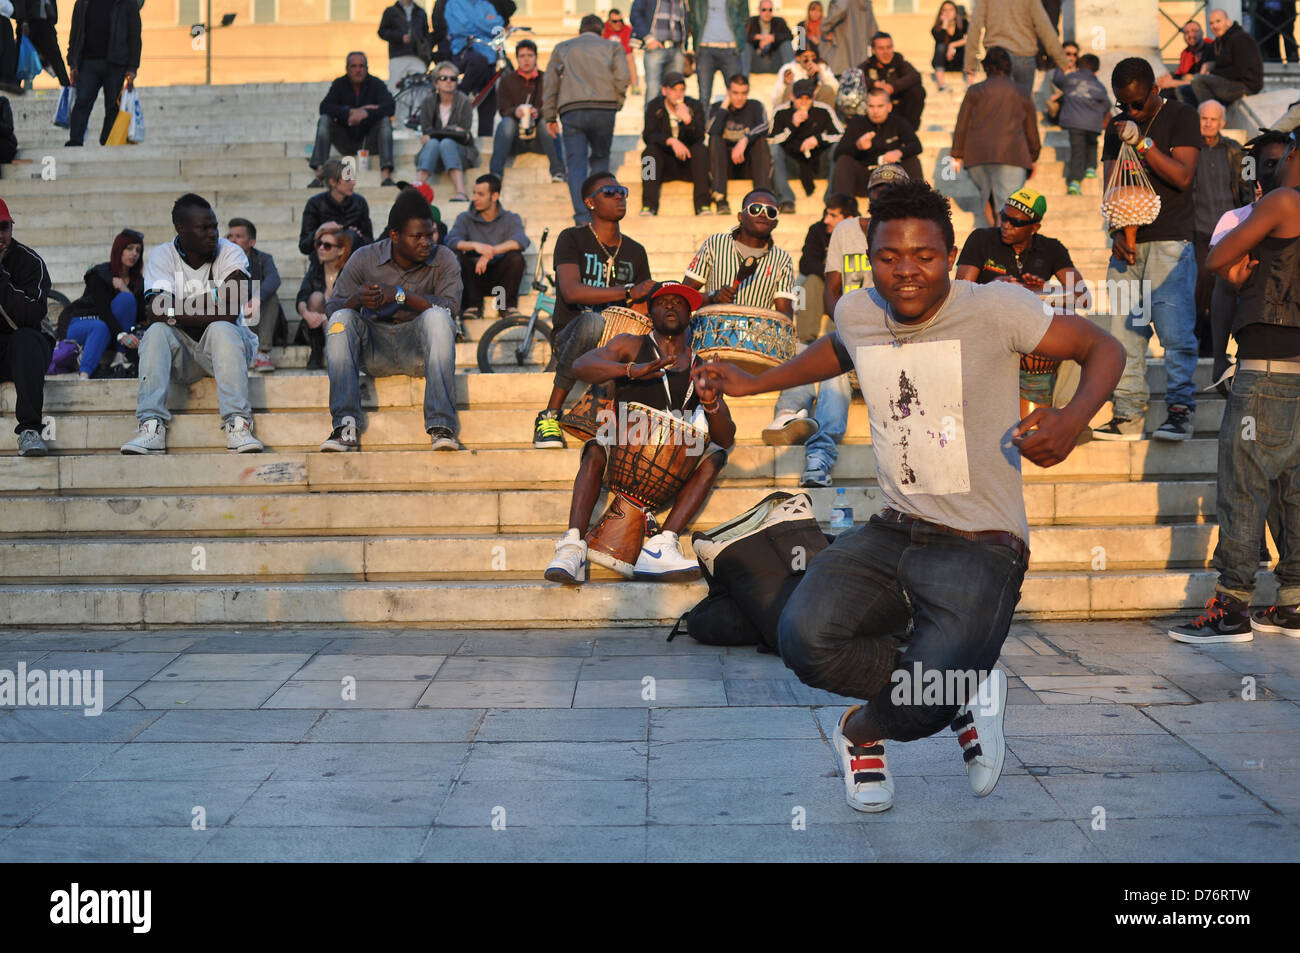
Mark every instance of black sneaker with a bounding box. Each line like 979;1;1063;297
1092;415;1144;441
778;200;796;214
319;416;360;452
714;199;731;215
533;410;566;449
1250;604;1300;638
695;205;713;216
429;427;462;451
640;206;656;216
1152;404;1193;441
1168;593;1252;644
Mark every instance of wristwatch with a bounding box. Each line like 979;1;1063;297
394;286;406;305
623;283;634;303
1135;137;1154;159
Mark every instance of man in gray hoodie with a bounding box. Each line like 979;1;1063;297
543;14;631;225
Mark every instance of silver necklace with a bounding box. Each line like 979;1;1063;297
884;299;942;347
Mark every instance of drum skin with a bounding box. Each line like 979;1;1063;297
597;306;652;347
691;305;796;373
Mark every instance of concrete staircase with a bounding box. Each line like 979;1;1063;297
0;73;1261;629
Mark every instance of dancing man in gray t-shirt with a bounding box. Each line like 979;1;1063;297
694;181;1124;814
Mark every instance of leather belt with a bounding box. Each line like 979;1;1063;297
699;42;733;48
879;507;1029;561
1238;358;1300;374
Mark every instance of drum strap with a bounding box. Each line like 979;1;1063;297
648;335;698;411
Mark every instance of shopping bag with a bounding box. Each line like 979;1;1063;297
124;88;144;143
16;35;42;83
105;100;131;146
53;85;72;128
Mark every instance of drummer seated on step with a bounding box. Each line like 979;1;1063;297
545;282;736;584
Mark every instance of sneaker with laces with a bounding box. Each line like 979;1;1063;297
1168;593;1252;643
551;172;568;184
695;205;713;216
544;528;587;583
762;408;819;446
778;200;796;214
633;530;701;580
224;416;264;453
799;461;832;487
832;705;893;812
1084;167;1097;178
1067;181;1082;195
640;207;656;216
1092;415;1144;441
714;198;731;215
533;410;566;449
429;427;461;451
1250;603;1300;638
253;351;276;373
16;429;47;457
120;418;167;455
950;669;1007;797
1152;404;1193;441
320;415;360;452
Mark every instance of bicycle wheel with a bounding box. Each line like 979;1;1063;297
394;79;429;129
44;289;70;331
476;315;554;373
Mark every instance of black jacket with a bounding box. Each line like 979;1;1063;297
643;94;707;148
0;96;16;161
0;240;52;334
378;1;431;61
13;0;57;21
798;221;830;277
745;15;793;50
1211;22;1263;94
299;192;374;258
318;74;396;136
67;0;141;71
834;112;922;165
59;260;143;338
859;52;924;99
769;101;844;159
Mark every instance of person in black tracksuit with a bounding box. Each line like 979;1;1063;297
15;0;70;87
0;208;53;454
768;78;844;208
640;71;709;215
65;0;140;147
830;90;923;195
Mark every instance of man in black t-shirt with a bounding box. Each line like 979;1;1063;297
532;172;656;449
955;187;1087;300
1093;58;1202;443
544;281;735;584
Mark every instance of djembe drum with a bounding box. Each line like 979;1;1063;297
559;307;655;441
691;305;796;373
1019;352;1061;408
585;402;710;577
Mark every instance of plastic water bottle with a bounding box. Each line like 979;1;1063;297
829;488;853;532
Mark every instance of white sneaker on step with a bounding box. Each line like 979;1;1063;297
832;705;894;812
633;531;700;580
545;529;587;584
224;416;264;453
120;418;167;455
762;408;819;446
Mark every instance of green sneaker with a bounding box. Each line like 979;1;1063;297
533;410;566;449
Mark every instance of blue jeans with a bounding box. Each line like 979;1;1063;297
325;308;459;435
774;343;851;471
558;108;617;224
742;40;794;75
416;137;464;176
136;321;258;424
1009;53;1037;95
1212;368;1300;605
490;115;564;178
966;163;1028;220
779;514;1027;741
694;45;742;111
1105;239;1198;419
66;317;111;375
642;46;685;99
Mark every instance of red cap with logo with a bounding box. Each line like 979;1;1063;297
649;280;704;311
0;198;13;224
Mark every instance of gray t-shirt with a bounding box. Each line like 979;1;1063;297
834;279;1052;541
825;217;871;291
701;0;734;45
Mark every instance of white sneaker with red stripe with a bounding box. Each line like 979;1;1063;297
949;668;1007;797
832;705;893;813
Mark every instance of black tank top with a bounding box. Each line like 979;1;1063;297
612;335;701;413
1234;186;1300;339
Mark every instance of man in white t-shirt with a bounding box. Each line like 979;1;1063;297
695;180;1124;814
121;193;263;455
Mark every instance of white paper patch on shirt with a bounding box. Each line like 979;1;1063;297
856;339;970;496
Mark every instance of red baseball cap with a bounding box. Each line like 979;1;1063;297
0;198;13;224
650;280;703;311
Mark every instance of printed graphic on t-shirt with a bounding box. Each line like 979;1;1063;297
581;252;636;287
856;339;970;496
840;251;872;290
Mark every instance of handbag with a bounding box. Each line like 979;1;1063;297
46;339;81;375
53;85;72;127
125;88;145;143
105;95;131;145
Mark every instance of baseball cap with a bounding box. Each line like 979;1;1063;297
661;71;687;89
867;164;909;189
791;78;816;99
1006;186;1047;222
0;198;13;224
650;280;704;311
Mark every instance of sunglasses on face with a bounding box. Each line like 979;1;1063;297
1116;93;1149;112
999;210;1034;228
316;239;339;249
746;203;779;219
609;17;622;23
437;75;457;82
591;185;629;199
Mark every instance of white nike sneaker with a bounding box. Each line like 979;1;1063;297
950;668;1008;797
223;415;265;453
120;418;167;455
762;408;819;446
544;529;587;584
832;705;894;813
633;530;701;580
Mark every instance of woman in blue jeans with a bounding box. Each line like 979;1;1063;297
56;228;145;379
414;64;480;202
